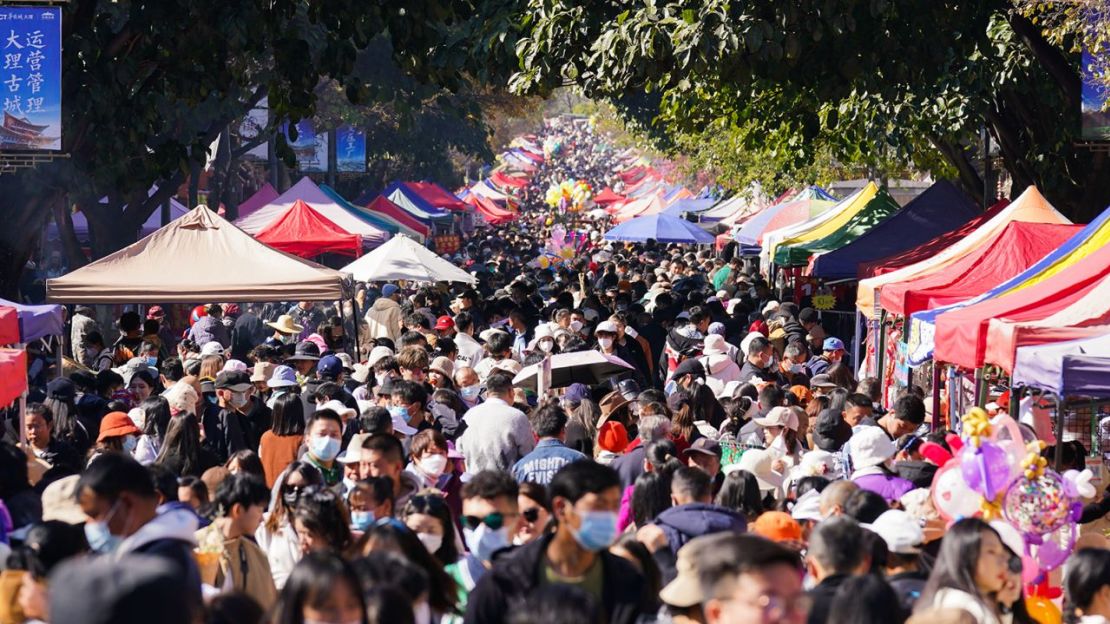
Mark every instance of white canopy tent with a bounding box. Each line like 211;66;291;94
341;234;476;284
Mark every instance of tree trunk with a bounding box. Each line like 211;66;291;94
53;201;88;269
0;176;60;300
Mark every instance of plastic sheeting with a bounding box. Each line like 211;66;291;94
879;222;1080;317
1012;333;1110;397
809;180;979;280
776;188;901;266
857;186;1068;319
46;206;346;303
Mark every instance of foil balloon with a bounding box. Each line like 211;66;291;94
959;441;1015;500
1002;470;1071;536
1032;522;1077;572
931;459;981;521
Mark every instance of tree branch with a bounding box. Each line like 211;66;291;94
929;135;984;207
1007;12;1081;108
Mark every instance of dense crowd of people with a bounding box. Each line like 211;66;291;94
1;118;1108;624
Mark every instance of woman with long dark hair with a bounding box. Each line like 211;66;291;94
270;551;368;624
715;469;764;522
134;396;172;465
1066;548;1110;623
42;384;90;456
915;518;1011;624
358;519;458;620
828;574;905;624
400;489;461;567
154;413;219;477
257;461;324;589
292;486;352;557
259;393;306;488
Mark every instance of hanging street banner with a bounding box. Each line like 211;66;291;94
0;6;62;151
1082;49;1110;141
336;125;366;173
238;96;269;161
283;119;327;173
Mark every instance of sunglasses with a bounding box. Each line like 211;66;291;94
1008;554;1023;575
462;512;505;531
522;508;541;523
409;493;447;513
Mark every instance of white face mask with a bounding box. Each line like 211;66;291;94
417;532;443;554
538;339;554;353
570;320;583;333
419;454;449;477
598;337;614;350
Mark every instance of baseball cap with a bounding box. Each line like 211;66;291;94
381;284;399;297
215;370;252;391
823;337;846;352
317;355;343;378
791;490;823;522
868;509;924;554
754;406;799;431
751;511;802;543
849;426;898;470
41;475;86;524
146;305;165;320
683;437;722;459
250;361;275;384
659;534;727;608
365;345;394;368
810;374;837;389
337;433;371;464
434;315;455;331
199;341;225;357
672;358;705;379
595;320;618;334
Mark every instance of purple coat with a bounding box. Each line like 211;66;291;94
852;472;915;502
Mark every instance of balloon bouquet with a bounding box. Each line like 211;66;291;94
931;407;1095;623
531;225;585;270
544;179;593;213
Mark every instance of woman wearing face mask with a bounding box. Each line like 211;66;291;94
302;409;344;487
347;476;394;535
292;486;352;557
529;325;559;356
271;551;368;624
257;461;324;589
915;518;1013;624
404;430;453;490
359;520;459;622
401;490;461;567
154;413;220;477
86;411;142;466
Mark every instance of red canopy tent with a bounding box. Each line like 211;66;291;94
365;196;430;238
489;171;529;189
878;222;1080;317
934;239;1110;369
255;199;362;258
403;182;468;211
858;199;1010;278
464;193;517;225
0;348;26;407
592;188;625;205
0;306;18;345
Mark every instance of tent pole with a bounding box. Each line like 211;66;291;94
851;310;862;375
1053;395;1065;472
1009;386;1021;421
948;366;960;430
973;367;985;408
349;295;361;362
931;363;941;431
875;310;887;398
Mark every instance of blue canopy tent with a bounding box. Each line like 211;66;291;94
382;182;453;223
0;298;63;343
318;184;399;235
663;198;717;217
809;180;979;280
604;213;716;244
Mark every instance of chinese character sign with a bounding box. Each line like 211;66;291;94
335;125;365;172
0;7;61;151
282;119;327;173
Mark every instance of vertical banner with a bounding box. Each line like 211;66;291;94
1082;49;1110;141
335;125;366;172
238;96;269;161
0;6;61;151
283;119;327;173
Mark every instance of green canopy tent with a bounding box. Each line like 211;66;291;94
773;188;901;267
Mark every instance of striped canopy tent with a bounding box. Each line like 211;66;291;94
762;183;878;268
234;177;391;246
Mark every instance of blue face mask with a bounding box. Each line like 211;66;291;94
84;501;123;554
350;510;375;532
460;384;481;401
570;510;619;552
146;356;158;368
463;524;509;563
388;405;410;422
309;435;340;462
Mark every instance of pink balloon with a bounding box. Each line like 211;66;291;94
1021;555;1040;585
932;459;981;521
960;441;1016;500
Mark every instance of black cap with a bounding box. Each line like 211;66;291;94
683;437;722;458
616;379;641;402
812;408;852;452
47;378;76;401
285;341;321;362
673;358;705;379
214;370;252;390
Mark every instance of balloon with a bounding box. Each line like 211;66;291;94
1021;554;1040;585
1003;470;1071;536
931;459;981;521
1032;522;1076;572
959;441;1016;500
1024;596;1061;624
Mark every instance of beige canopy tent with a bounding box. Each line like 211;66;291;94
46;205;347;303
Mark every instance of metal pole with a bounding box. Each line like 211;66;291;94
350;295;361;362
1054;395;1065;472
1009;386;1021;421
931;363;942;431
876;310;887;398
851;310;862;376
973;367;985;407
948;366;960;431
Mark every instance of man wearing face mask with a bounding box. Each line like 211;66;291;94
465;461;649;624
738;336;780;385
203;370;254;464
448;470;521;611
454;366;483;409
77;453;203;618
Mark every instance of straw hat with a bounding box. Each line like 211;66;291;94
265;314;304;335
